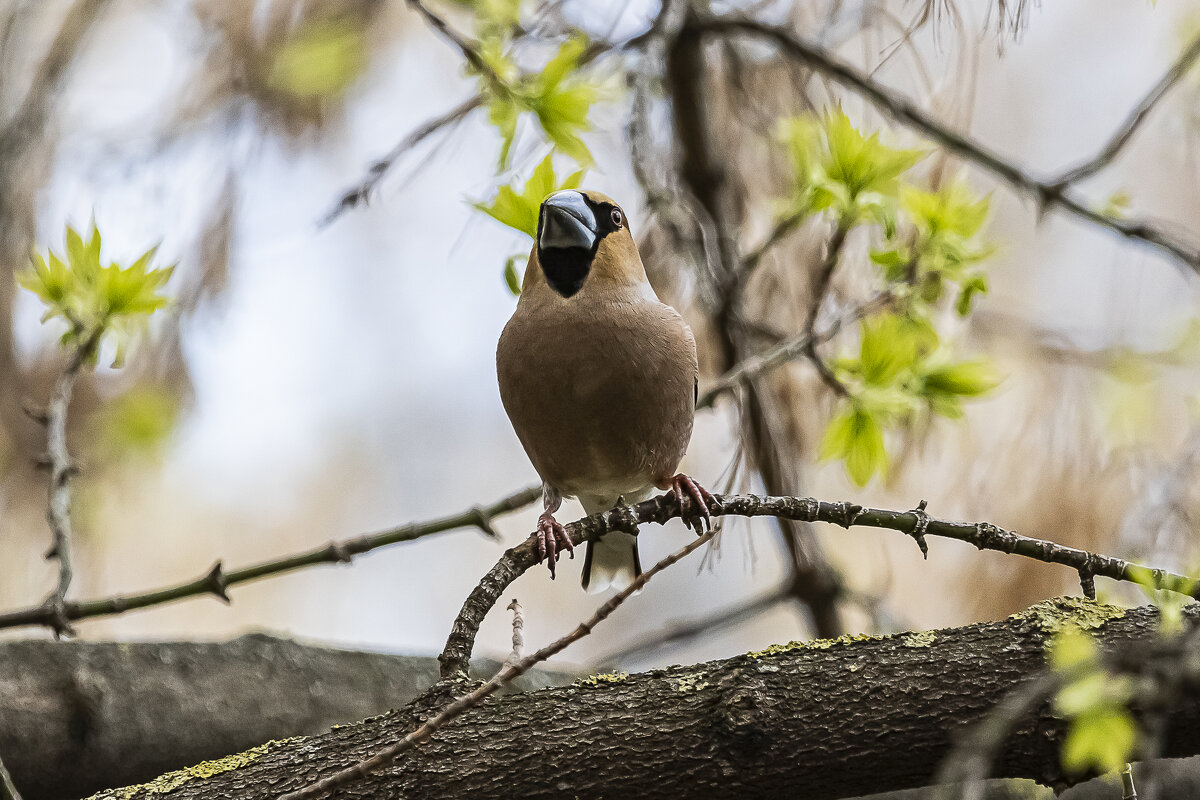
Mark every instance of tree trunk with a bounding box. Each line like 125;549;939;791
0;634;569;800
84;599;1200;800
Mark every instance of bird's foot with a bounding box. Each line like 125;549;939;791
535;511;575;579
668;474;721;534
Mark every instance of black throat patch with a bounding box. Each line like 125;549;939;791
538;247;593;298
535;196;621;299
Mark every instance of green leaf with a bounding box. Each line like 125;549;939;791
475;153;587;239
956;273;988;316
504;254;524;295
1062;709;1137;775
820;406;887;486
267;18;369;100
923;359;1002;397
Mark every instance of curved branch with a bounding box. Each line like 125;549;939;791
438;492;1200;679
0;486;540;633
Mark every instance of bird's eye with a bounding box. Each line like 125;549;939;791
610;207;623;227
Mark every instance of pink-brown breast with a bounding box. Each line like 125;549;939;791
496;289;697;500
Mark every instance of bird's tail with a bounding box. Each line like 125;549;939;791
581;531;641;594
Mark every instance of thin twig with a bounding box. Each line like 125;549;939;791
279;530;715;800
438;493;1200;678
1122;763;1139;800
405;0;503;88
1052;34;1200;187
36;325;102;636
802;217;854;397
322;97;481;224
0;754;22;800
696;17;1200;273
697;292;892;409
504;598;524;668
0;485;540;632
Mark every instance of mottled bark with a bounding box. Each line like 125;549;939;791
89;600;1200;800
0;635;570;800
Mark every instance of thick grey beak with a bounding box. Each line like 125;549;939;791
538;191;597;251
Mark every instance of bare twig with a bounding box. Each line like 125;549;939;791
504;598;524;668
696;17;1200;273
279;530;715;800
0;754;22;800
405;0;502;89
438;493;1200;679
802;216;854;397
322;97;481;224
1052;34;1200;187
0;485;540;632
697;292;892;409
35;325;102;636
1122;763;1139;800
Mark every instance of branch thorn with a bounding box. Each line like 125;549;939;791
205;562;231;603
907;500;930;559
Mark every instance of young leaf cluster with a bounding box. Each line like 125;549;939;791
475;154;583;294
779;111;1000;486
19;224;173;366
460;0;608;288
466;0;599;168
820;313;1000;485
1048;628;1138;776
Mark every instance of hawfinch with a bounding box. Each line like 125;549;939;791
497;189;716;592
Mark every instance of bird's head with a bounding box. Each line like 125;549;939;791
530;189;644;298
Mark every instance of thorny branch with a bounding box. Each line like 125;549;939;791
695;17;1200;274
0;485;540;632
34;325;102;637
438;492;1200;679
279;531;715;800
1052;33;1200;187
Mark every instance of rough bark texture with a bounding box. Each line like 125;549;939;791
88;599;1200;800
0;634;570;800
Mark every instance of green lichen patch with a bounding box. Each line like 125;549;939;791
1012;596;1127;635
87;741;286;799
575;671;628;687
673;674;710;693
901;631;937;648
746;632;880;659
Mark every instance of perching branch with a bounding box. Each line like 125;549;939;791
1051;33;1200;187
0;485;539;633
696;17;1200;274
438;492;1200;680
279;531;715;800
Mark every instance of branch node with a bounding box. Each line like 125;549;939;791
834;501;863;529
205;562;231;604
326;541;353;564
1078;565;1097;600
469;505;500;538
907;500;931;559
803;497;820;522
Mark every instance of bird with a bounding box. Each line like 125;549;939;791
496;188;717;593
